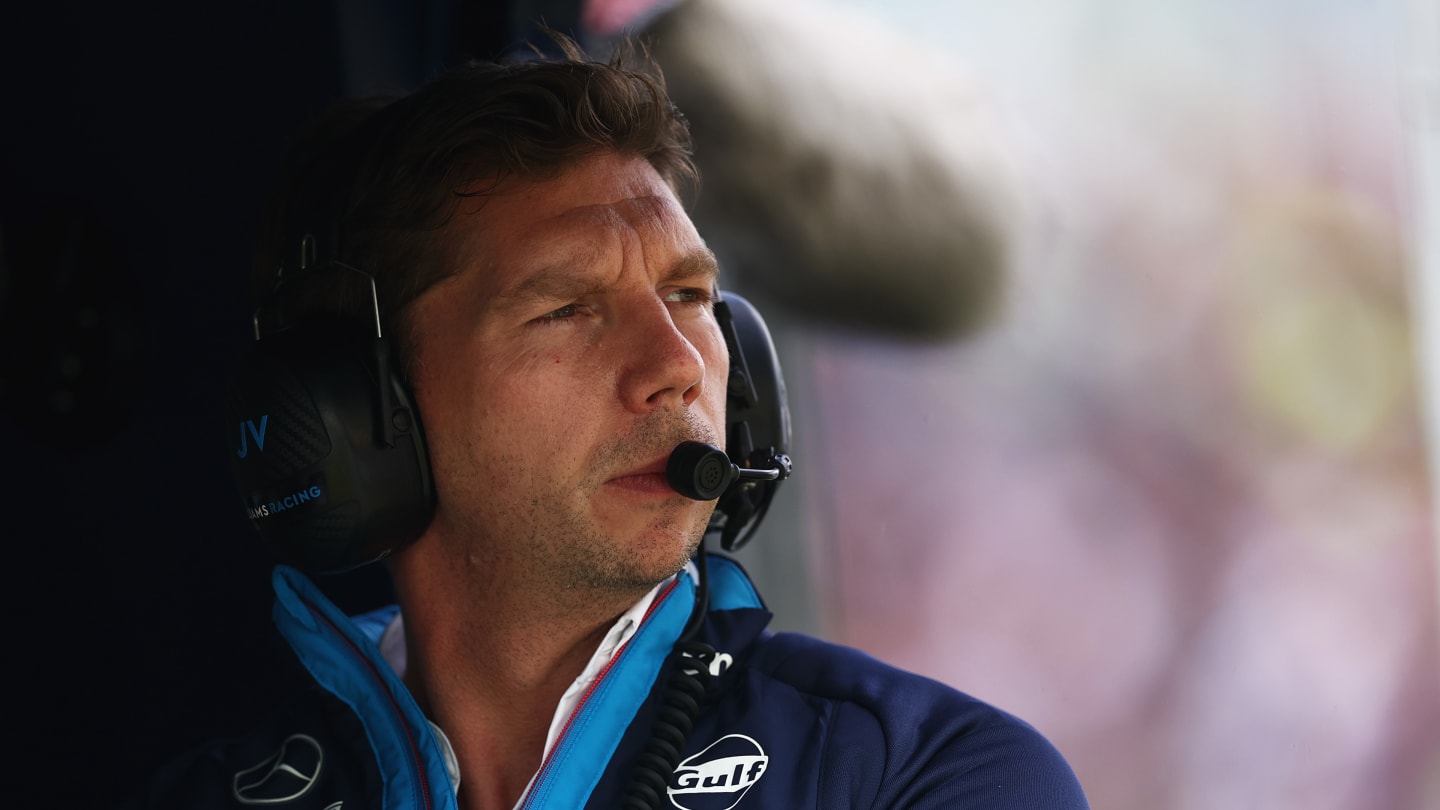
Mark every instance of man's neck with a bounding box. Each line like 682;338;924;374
385;543;654;810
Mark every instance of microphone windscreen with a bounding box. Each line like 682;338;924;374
667;441;734;500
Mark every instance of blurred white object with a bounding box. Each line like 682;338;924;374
642;0;1023;339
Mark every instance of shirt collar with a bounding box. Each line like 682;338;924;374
374;566;690;800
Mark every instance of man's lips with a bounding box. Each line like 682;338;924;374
606;455;676;493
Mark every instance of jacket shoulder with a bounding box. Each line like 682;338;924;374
746;631;1090;809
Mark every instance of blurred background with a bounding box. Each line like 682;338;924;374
733;1;1440;809
3;1;1438;808
731;1;1440;801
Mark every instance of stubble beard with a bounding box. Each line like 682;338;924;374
514;410;721;600
529;500;706;597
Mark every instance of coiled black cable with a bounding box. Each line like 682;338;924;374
620;545;717;810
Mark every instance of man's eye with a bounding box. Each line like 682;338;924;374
534;304;579;323
665;288;713;305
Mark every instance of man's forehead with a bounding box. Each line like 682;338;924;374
443;154;708;292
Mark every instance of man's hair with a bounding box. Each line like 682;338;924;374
252;34;696;350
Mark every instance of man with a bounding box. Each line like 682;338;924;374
130;35;1088;810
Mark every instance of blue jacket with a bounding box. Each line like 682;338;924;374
134;555;1088;809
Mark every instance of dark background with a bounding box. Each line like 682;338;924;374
0;3;570;805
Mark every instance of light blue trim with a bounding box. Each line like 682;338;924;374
706;556;764;612
271;566;458;810
521;573;696;809
520;556;765;808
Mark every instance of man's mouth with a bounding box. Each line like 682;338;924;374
606;454;674;493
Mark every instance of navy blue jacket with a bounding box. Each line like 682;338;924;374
132;555;1088;809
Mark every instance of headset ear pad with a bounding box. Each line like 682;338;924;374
714;291;792;551
224;317;435;572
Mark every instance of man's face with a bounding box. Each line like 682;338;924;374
403;152;728;594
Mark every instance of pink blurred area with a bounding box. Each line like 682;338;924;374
789;2;1440;808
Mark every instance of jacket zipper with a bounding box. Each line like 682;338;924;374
519;577;682;810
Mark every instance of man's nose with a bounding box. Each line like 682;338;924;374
618;298;706;413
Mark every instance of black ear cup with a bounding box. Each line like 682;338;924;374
225;316;433;572
713;291;792;551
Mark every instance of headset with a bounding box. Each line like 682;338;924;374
224;234;793;574
224;105;795;810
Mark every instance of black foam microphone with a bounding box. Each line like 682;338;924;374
666;441;784;501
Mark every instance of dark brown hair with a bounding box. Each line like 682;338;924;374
252;34;696;346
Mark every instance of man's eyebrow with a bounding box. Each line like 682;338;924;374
664;248;721;285
493;263;605;308
495;248;720;307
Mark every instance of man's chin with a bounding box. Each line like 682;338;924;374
597;494;713;536
576;499;711;582
618;519;707;577
636;521;706;564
